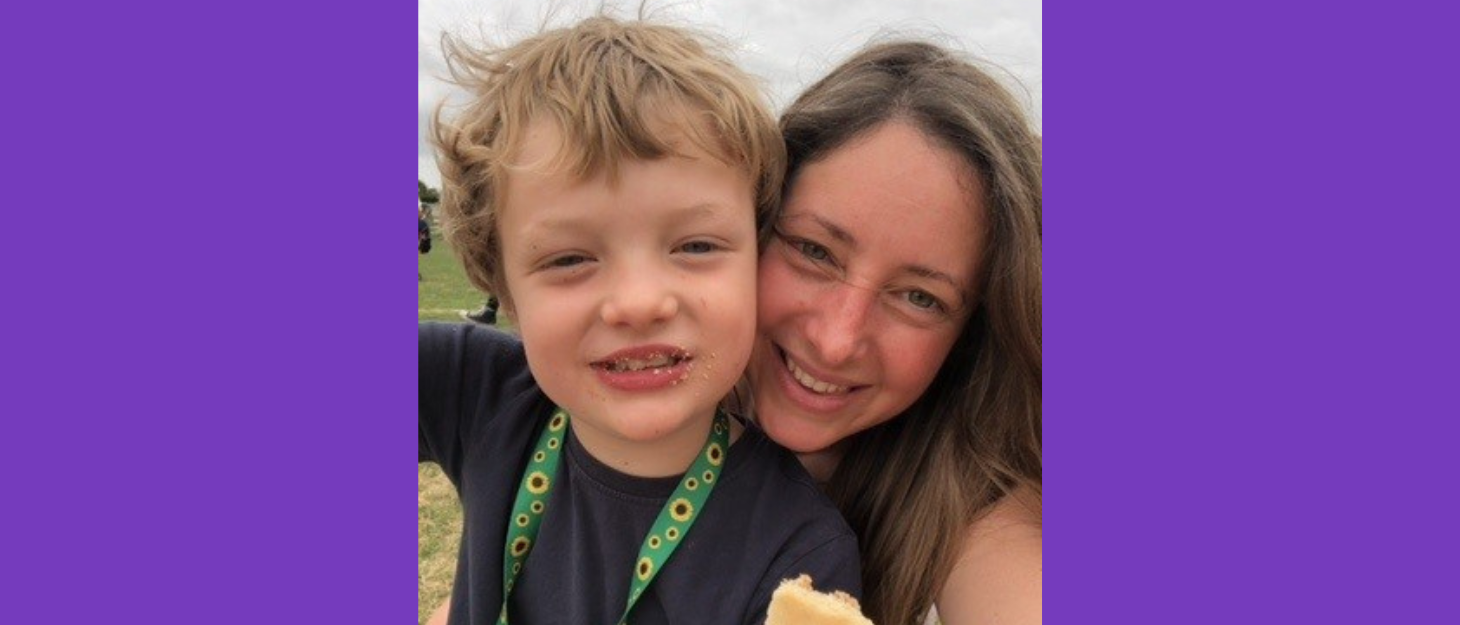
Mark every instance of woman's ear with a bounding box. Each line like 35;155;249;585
498;295;516;322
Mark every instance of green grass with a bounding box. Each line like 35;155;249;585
418;228;488;623
417;464;461;624
418;229;493;323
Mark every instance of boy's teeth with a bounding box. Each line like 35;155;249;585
610;354;676;372
785;356;849;395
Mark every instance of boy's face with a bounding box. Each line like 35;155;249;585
498;121;758;467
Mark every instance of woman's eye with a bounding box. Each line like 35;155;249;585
794;240;832;262
905;290;944;311
678;240;719;255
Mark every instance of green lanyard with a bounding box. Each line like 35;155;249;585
498;407;730;625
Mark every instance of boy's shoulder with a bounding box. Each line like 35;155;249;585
420;322;531;385
663;422;862;617
730;425;839;504
420;320;523;356
419;321;546;436
751;429;854;540
709;422;861;577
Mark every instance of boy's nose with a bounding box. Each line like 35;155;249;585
600;271;679;329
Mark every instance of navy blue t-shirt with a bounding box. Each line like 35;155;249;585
420;323;861;625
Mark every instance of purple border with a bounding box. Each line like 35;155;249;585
4;0;417;621
1047;1;1460;623
8;0;1460;623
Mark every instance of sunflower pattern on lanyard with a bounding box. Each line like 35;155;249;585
497;408;731;625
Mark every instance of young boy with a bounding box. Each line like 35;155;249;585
419;16;861;625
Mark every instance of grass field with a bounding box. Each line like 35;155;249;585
418;228;491;323
418;227;496;623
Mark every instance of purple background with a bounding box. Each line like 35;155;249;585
3;0;1458;623
3;0;418;621
1046;0;1460;622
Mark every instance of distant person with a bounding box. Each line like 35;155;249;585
459;295;498;325
419;204;432;281
421;15;860;625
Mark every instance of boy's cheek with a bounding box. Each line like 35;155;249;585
700;260;759;350
696;255;756;302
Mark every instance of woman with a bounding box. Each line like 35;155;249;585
745;40;1042;625
428;40;1040;625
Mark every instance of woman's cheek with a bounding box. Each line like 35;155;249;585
756;253;790;325
885;328;960;409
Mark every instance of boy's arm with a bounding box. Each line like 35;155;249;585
419;322;463;473
419;322;531;480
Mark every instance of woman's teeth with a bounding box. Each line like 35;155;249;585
786;356;849;394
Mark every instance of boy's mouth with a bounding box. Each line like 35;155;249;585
591;345;694;391
592;345;692;371
597;352;689;372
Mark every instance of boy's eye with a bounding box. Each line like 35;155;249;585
547;254;589;268
678;240;719;255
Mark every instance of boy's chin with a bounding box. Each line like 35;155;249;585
580;400;720;443
633;405;721;440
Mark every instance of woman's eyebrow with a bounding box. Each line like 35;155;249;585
904;265;970;304
804;214;858;249
789;211;969;303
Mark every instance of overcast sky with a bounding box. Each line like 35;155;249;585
418;0;1041;189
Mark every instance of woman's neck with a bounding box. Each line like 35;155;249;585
795;442;847;485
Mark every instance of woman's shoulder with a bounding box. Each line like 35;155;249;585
936;487;1042;625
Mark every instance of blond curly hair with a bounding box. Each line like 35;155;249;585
431;16;784;308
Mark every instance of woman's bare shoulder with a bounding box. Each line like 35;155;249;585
936;488;1042;625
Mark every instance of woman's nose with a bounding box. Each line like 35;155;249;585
803;282;876;366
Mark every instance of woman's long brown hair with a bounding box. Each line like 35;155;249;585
780;40;1042;625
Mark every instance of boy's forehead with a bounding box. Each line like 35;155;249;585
512;119;567;165
510;110;732;175
497;116;754;225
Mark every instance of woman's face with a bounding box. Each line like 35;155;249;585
747;121;987;453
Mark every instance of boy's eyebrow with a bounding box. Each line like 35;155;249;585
669;203;736;222
521;202;739;234
517;215;596;235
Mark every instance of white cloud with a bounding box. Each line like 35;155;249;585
417;0;1041;189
